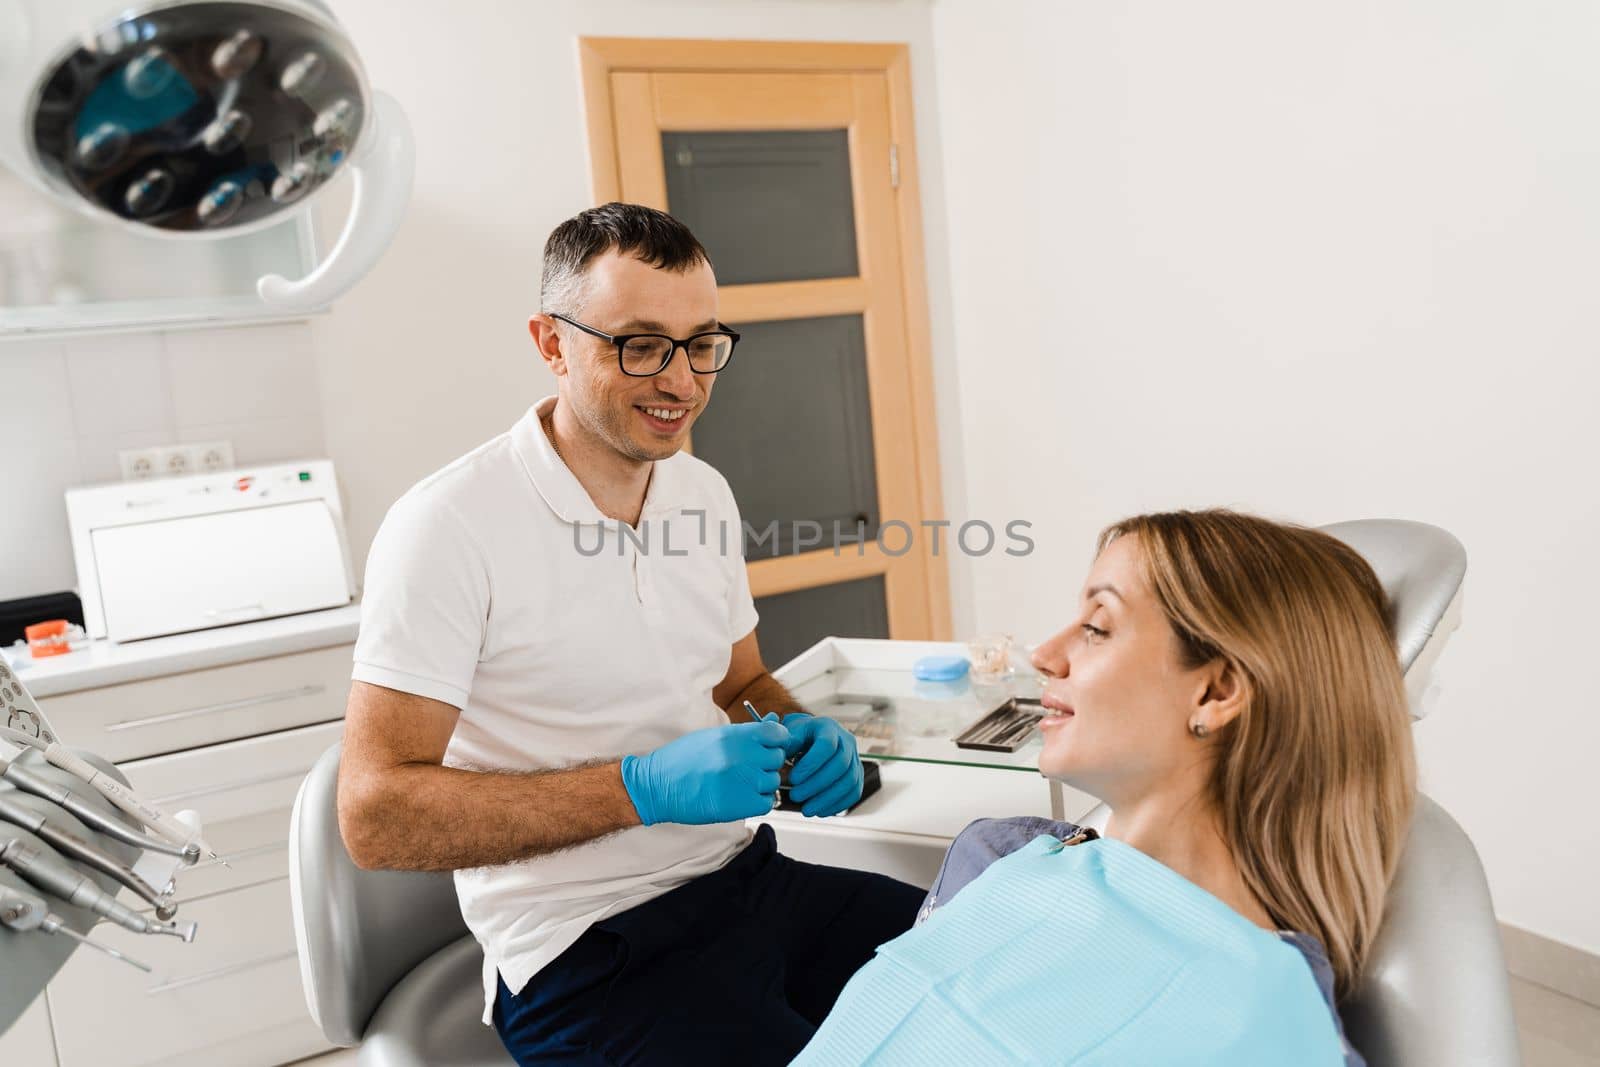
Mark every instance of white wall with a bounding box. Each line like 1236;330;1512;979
929;0;1600;953
310;0;969;626
0;323;325;600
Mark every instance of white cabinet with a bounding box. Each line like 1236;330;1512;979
37;644;353;764
8;639;351;1067
0;994;56;1066
119;719;345;904
48;876;326;1067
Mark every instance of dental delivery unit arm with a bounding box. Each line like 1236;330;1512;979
2;663;205;1036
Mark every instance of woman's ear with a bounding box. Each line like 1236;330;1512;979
528;314;566;375
1192;659;1250;737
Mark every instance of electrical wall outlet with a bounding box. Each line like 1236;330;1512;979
193;440;234;473
118;440;234;481
118;448;156;480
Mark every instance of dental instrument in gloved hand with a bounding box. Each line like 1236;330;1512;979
744;701;798;794
0;757;199;864
1;719;221;865
0;838;196;942
1;883;151;972
620;718;791;826
0;793;178;918
769;710;864;819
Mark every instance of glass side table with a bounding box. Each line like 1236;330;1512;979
774;637;1097;821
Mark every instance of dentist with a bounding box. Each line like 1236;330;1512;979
338;203;924;1065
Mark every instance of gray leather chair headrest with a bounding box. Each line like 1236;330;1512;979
289;743;469;1047
1319;518;1467;673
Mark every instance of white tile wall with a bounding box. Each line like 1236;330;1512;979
0;339;83;602
0;322;326;602
63;332;173;438
164;322;319;425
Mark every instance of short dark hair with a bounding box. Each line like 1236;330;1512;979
540;202;711;313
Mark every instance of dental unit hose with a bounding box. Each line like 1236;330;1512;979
1;883;151;973
0;793;177;918
0;839;196;942
0;757;200;864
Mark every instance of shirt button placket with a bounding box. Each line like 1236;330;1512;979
631;530;649;606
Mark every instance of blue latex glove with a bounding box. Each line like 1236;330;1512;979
781;713;864;818
621;720;791;826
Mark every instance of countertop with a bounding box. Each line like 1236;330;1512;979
1;603;361;698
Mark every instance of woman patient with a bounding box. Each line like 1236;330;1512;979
797;510;1414;1065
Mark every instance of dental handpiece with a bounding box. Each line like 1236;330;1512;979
1;725;217;861
0;793;177;918
1;883;151;972
0;839;196;942
0;758;199;864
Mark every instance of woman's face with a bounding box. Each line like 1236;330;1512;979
1032;535;1215;803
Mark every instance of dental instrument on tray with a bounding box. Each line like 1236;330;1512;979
952;697;1045;752
1;883;151;973
1;839;196;942
0;793;177;918
0;671;222;864
0;756;199;864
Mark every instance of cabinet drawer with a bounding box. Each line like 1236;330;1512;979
39;644;352;762
47;876;323;1067
0;992;56;1067
121;720;344;902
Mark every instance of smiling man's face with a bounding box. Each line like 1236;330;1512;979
553;250;721;463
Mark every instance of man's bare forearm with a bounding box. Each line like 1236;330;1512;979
722;671;807;722
340;759;641;872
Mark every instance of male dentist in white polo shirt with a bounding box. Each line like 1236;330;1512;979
338;203;925;1065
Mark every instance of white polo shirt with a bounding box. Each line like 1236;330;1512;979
352;396;760;1022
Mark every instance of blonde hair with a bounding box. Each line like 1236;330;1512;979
1099;510;1416;998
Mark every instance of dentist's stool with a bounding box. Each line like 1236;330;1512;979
290;743;510;1065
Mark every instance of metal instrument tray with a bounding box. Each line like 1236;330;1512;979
953;697;1045;752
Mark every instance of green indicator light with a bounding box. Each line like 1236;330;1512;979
298;471;311;481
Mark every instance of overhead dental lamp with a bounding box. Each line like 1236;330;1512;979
0;0;412;312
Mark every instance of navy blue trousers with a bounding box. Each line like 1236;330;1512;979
493;824;924;1065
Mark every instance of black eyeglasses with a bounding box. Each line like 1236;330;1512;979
551;313;741;377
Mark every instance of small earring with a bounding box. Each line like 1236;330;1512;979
1189;721;1209;739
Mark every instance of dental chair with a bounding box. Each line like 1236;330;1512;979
288;519;1518;1066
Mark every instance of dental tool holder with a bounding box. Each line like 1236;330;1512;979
0;745;195;1036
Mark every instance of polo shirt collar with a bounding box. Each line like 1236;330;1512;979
512;396;692;523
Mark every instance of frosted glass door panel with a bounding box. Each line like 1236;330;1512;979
662;130;858;285
692;314;879;559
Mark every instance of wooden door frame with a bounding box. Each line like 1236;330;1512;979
578;37;951;641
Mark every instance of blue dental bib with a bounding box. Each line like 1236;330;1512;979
796;834;1344;1066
